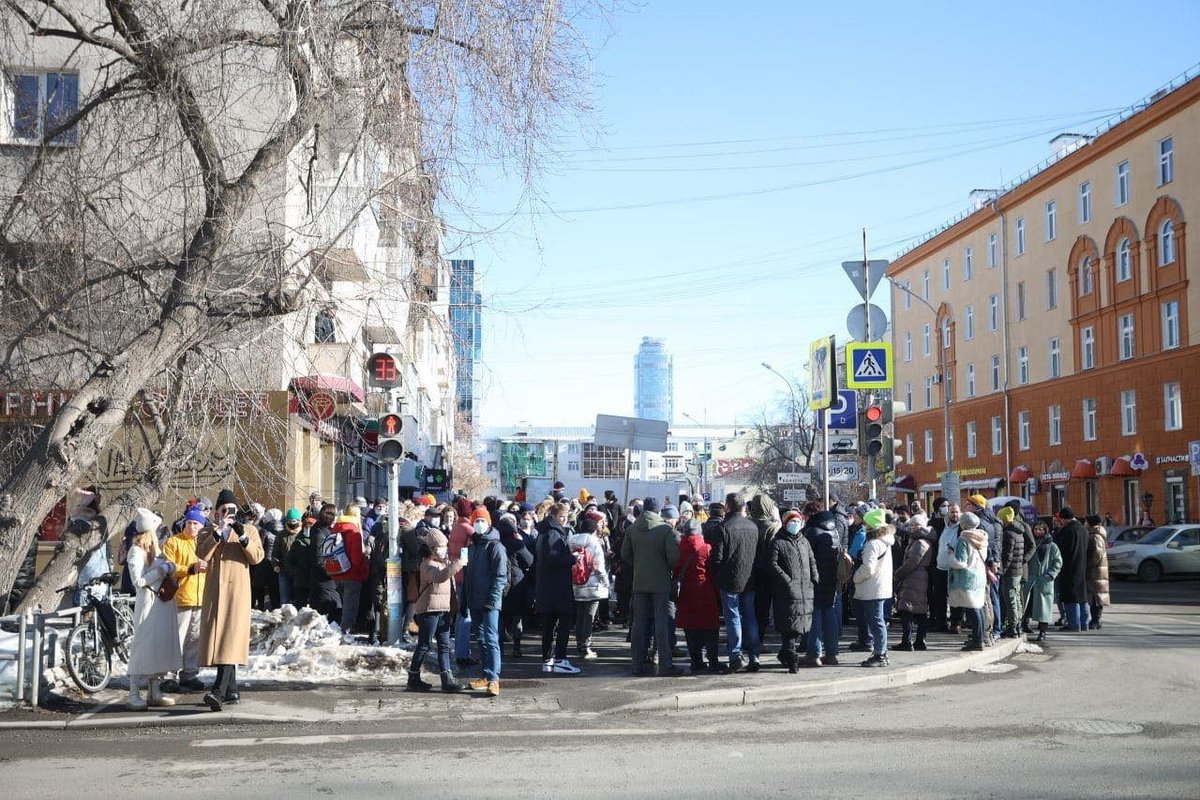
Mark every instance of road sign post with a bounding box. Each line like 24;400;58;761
809;336;837;508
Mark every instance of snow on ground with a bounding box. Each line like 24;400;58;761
241;605;413;683
1;629;28;708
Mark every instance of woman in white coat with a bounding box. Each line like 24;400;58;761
125;508;182;709
570;511;610;660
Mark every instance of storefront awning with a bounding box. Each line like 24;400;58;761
1109;455;1139;477
289;374;365;403
1009;464;1031;484
1070;458;1098;479
892;474;917;491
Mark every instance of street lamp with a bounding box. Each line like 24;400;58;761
761;362;800;467
681;410;709;498
889;277;954;493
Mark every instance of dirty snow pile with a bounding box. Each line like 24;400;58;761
244;605;413;682
0;630;22;707
1014;641;1044;655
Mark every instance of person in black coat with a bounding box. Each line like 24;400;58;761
802;510;842;666
1053;507;1090;630
308;504;342;624
535;503;579;671
498;514;535;657
769;512;820;672
708;495;762;672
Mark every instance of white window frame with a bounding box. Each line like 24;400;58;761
965;305;974;340
904;331;913;362
1016;217;1026;255
1;69;81;146
1121;389;1137;436
1117;238;1132;282
1017;346;1029;385
1081;326;1095;369
1083;398;1098;441
990;355;1001;392
1048;337;1061;378
941;318;951;350
1046;268;1058;310
1162;300;1180;349
905;382;913;412
1080;257;1094;296
922;270;930;300
964;246;973;281
988;233;998;267
1016;282;1026;321
942;258;950;291
923;430;933;463
966;364;975;398
989;294;999;331
1159;220;1175;265
924;377;933;409
1018;410;1031;451
923;323;931;356
991;416;1003;455
1164;382;1182;431
1045;200;1057;241
1158;136;1174;185
904;286;911;310
1079;181;1092;223
1118;313;1135;360
1048;405;1062;446
1116;160;1130;206
905;434;914;465
966;421;978;458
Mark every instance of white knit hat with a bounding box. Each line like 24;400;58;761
134;508;161;534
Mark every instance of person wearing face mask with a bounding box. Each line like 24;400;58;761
460;511;508;696
769;511;819;673
930;500;961;633
408;529;466;692
499;511;535;657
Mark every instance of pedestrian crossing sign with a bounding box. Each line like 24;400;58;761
845;341;893;389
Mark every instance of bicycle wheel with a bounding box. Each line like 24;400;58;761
113;602;134;663
66;622;112;693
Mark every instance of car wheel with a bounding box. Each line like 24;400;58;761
1137;560;1163;583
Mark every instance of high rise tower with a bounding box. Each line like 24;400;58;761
634;336;673;423
450;259;481;429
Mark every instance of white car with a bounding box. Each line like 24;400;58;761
1107;525;1200;582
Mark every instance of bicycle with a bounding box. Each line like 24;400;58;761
62;572;134;693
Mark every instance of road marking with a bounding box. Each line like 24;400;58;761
191;727;680;748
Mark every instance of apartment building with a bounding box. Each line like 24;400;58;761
889;71;1200;525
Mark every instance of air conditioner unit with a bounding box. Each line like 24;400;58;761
1094;456;1111;476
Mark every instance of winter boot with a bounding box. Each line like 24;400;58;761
512;632;523;659
1035;622;1047;643
690;657;706;674
893;639;914;652
407;670;433;693
440;671;464;693
913;638;928;651
147;678;176;707
126;680;147;711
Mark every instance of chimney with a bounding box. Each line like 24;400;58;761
969;189;998;211
1049;133;1093;159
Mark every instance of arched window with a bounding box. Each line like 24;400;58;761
1117;238;1132;282
1079;256;1094;296
1159;219;1175;265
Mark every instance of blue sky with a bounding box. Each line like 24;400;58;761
443;1;1200;429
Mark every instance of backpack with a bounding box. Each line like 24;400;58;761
503;550;517;597
571;542;596;587
320;530;352;577
836;548;854;587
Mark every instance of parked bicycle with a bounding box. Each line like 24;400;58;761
62;572;134;693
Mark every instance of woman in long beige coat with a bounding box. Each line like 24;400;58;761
198;490;264;712
1085;514;1110;629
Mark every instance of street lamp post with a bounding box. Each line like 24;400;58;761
889;278;954;494
681;410;709;498
761;362;800;468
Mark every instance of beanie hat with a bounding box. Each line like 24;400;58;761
134;508;161;534
968;494;988;509
960;511;981;531
782;510;803;525
685;519;703;535
585;509;606;522
642;497;659;513
354;496;368;507
471;508;492;525
864;508;888;529
265;508;283;523
519;501;535;513
184;507;208;525
1058;506;1076;520
997;506;1015;524
679;500;693;515
662;505;680;520
216;488;238;509
285;507;303;522
578;488;590;503
198;496;214;511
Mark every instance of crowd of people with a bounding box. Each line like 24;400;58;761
109;484;1113;708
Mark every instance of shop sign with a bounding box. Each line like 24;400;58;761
937;466;986;478
1155;453;1189;465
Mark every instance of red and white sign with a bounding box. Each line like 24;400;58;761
307;391;338;421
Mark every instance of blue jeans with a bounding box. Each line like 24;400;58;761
454;586;472;659
471;607;501;680
278;573;293;607
1065;602;1088;629
854;598;872;647
988;581;1002;636
807;605;840;659
411;612;453;675
720;590;760;660
862;597;888;656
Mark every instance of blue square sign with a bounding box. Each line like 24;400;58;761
845;342;893;389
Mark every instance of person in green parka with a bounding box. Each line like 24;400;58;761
1025;520;1063;643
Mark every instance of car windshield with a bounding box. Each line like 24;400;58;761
1138;527;1177;545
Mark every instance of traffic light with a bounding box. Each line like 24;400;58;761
861;402;886;457
424;468;450;492
887;401;906;469
367;352;402;389
378;412;404;464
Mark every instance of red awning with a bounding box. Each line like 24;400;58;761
289;374;365;403
1009;464;1031;484
892;474;917;491
1070;459;1097;479
1109;456;1139;477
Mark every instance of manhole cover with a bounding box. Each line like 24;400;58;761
1043;719;1143;735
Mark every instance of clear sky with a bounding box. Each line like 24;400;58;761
443;0;1200;429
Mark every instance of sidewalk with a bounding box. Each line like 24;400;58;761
0;626;1030;730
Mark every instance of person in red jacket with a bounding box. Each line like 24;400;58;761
675;519;723;674
332;513;371;635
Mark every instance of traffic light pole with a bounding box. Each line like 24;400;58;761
385;390;403;646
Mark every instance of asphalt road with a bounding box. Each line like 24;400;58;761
2;579;1196;799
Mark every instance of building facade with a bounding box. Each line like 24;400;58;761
634;337;674;423
450;259;482;431
889;71;1200;525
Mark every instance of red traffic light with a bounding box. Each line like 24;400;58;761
864;405;884;423
367;353;402;388
379;413;403;438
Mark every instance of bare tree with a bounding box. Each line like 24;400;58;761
0;0;605;600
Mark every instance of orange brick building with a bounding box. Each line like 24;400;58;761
888;70;1200;525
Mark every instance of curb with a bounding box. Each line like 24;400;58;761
0;710;319;731
604;637;1024;714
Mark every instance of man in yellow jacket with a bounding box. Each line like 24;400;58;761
162;506;210;692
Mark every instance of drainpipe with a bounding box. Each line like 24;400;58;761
992;197;1014;494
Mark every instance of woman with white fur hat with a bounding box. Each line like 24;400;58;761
125;508;182;710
